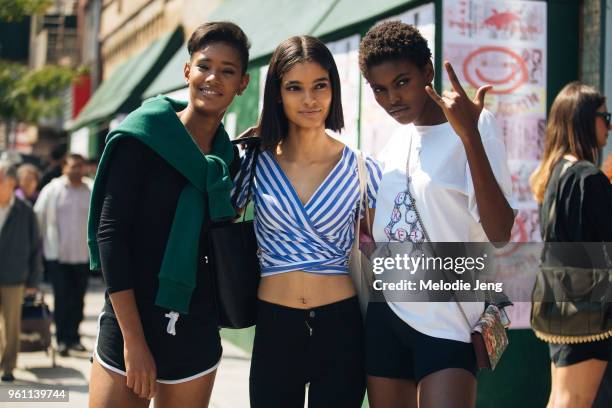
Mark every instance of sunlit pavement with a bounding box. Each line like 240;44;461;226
0;277;251;407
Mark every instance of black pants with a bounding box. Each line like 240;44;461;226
250;296;365;408
48;261;89;345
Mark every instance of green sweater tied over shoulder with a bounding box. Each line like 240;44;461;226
87;95;236;315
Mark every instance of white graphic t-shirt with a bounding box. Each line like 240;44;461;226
372;109;517;342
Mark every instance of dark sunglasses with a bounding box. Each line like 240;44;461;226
595;111;611;127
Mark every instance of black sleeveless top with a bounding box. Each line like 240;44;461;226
540;159;612;268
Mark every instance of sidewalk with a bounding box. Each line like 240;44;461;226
0;277;251;407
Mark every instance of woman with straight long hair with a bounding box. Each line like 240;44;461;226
233;35;382;407
530;82;612;408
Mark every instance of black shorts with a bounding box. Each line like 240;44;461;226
94;308;222;383
365;301;477;383
549;338;612;367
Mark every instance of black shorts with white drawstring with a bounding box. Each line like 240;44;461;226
93;305;222;384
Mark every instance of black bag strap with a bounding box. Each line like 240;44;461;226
542;160;574;240
231;137;261;221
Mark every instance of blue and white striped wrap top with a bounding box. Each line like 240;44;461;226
232;145;382;277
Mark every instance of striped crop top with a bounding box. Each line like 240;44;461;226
232;145;383;277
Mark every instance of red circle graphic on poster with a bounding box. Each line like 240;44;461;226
462;46;528;94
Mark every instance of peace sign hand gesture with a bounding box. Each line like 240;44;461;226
425;61;492;143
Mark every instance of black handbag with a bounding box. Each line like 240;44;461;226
208;138;261;329
20;292;53;352
531;160;612;343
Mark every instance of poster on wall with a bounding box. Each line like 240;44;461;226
443;0;547;327
360;3;436;158
326;35;361;149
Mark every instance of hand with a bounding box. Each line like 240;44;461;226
24;287;38;296
124;339;157;399
425;61;491;143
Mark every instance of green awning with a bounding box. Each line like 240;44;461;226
143;0;421;100
143;0;338;98
209;0;337;61
143;47;189;99
70;27;183;131
312;0;417;37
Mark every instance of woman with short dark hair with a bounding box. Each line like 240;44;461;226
88;22;251;408
233;35;382;407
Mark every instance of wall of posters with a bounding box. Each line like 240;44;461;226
360;3;436;158
443;0;548;327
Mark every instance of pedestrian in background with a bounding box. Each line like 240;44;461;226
39;144;66;189
85;158;99;179
35;154;92;357
530;82;612;408
0;160;42;382
15;163;41;205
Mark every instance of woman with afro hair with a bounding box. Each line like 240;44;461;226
358;21;516;408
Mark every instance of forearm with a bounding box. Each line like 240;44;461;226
463;132;514;244
108;290;147;347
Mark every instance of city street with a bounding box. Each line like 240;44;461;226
1;1;611;407
0;278;250;407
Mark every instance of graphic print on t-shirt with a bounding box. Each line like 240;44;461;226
384;190;426;243
383;184;430;260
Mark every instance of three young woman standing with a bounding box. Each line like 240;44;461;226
87;16;611;408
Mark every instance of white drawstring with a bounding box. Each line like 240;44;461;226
165;311;180;336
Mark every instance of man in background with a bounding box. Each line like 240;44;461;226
0;161;41;382
35;154;92;356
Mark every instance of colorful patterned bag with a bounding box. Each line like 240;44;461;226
470;304;509;370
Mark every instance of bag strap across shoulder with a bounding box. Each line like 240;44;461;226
542;159;574;240
231;137;261;221
403;136;478;330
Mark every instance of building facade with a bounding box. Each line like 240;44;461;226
99;0;221;79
